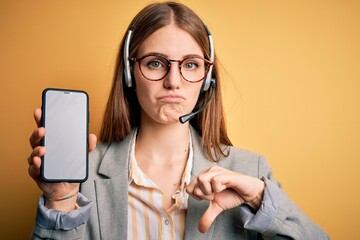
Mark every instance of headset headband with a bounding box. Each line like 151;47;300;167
123;19;215;93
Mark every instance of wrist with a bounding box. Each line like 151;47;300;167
36;193;91;230
246;181;265;211
44;193;78;212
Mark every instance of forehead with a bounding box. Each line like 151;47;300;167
136;24;203;58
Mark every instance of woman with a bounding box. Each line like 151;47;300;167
28;2;329;239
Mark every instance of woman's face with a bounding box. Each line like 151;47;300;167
133;24;204;125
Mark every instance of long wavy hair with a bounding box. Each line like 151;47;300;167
99;1;232;161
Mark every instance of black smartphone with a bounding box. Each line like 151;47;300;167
41;88;89;182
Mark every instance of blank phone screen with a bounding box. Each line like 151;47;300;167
42;89;88;182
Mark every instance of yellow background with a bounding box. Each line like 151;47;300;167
1;0;359;238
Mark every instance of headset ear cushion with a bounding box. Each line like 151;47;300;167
200;77;209;93
123;63;133;88
122;73;129;88
200;77;215;93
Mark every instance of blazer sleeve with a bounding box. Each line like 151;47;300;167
32;193;91;239
238;155;330;240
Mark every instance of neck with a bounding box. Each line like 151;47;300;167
136;119;190;164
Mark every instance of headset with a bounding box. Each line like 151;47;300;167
123;19;216;123
123;20;215;92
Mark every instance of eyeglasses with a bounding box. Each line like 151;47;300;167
131;53;213;83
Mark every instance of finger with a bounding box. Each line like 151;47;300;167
186;181;210;201
34;108;42;128
196;166;225;195
28;156;42;179
28;147;46;165
32;155;42;169
186;176;197;193
198;202;223;233
197;172;214;195
88;134;97;152
186;182;201;201
211;177;226;193
190;191;202;201
29;127;46;149
193;187;214;201
212;173;264;203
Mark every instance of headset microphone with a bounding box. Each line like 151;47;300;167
179;79;215;124
178;24;215;124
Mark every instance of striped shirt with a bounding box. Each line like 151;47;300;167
128;131;193;240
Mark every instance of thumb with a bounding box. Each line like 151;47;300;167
89;134;97;152
198;201;224;233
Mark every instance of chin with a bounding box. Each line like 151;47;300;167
158;107;184;124
160;114;181;124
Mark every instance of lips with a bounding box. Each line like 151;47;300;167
158;94;185;103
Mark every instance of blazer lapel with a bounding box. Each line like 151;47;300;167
90;128;217;239
185;128;217;240
94;176;128;240
94;132;134;240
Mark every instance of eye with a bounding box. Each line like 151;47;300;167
147;60;162;69
143;56;167;70
182;58;201;70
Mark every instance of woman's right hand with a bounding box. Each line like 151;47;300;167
27;108;97;212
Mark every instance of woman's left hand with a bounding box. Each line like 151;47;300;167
186;166;265;233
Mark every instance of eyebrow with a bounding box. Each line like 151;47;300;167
139;52;204;59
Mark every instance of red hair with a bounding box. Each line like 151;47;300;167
99;1;232;161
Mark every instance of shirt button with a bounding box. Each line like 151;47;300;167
164;219;169;225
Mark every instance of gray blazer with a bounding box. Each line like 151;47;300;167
33;128;329;239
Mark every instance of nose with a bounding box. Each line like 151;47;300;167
163;62;182;89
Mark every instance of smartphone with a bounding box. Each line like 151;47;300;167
41;88;89;182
